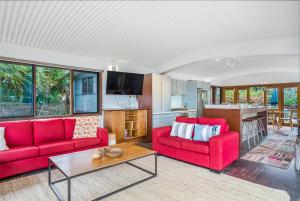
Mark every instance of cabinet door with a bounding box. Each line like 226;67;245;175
197;81;204;89
182;81;197;110
176;80;184;95
171;79;177;95
161;76;171;112
152;74;162;113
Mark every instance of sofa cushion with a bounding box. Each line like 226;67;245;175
0;127;9;151
73;138;101;149
0;146;39;163
73;116;99;139
170;122;180;137
181;140;209;154
0;121;33;147
33;119;65;144
38;140;74;156
64;118;76;139
158;136;182;148
197;117;227;134
193;124;221;142
176;117;198;124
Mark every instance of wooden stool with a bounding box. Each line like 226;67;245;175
242;118;258;150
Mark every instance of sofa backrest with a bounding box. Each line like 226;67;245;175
176;117;198;123
0;120;33;147
33;119;65;144
64;118;76;140
175;116;228;134
197;117;227;134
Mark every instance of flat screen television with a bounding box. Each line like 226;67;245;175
106;71;144;95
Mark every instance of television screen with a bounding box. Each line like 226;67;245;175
106;71;144;95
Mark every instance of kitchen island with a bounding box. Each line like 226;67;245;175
203;105;268;145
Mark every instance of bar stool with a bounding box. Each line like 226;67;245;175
242;118;258;150
257;116;267;137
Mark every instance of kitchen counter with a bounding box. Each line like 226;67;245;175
103;108;150;111
153;110;196;115
203;105;268;146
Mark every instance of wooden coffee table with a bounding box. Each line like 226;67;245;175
48;143;157;201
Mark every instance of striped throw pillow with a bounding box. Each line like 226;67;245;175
193;124;221;142
184;124;195;140
170;122;180;137
177;123;188;138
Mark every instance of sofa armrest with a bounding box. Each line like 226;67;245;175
152;126;172;151
209;131;239;171
225;124;230;133
97;128;109;146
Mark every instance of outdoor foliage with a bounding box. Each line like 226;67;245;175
225;89;234;103
0;62;32;102
36;66;70;116
0;62;71;117
238;90;247;103
284;88;297;108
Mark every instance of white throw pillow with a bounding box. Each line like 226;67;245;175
170;122;180;137
184;124;195;140
0;127;9;151
177;123;188;138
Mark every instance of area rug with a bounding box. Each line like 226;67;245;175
0;156;290;201
241;133;297;169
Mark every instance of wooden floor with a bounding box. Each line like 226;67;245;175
225;126;300;201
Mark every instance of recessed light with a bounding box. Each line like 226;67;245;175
216;58;220;61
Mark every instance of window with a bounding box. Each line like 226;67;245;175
74;71;98;113
238;89;247;103
266;88;278;109
225;89;235;103
0;61;33;118
36;66;70;116
250;87;264;105
283;87;297;120
0;60;101;119
82;76;94;95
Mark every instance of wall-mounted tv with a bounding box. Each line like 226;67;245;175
106;71;144;95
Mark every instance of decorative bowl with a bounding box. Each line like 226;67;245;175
91;149;102;159
104;147;123;158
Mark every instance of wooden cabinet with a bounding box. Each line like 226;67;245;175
104;109;147;143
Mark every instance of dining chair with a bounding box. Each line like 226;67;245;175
279;109;297;130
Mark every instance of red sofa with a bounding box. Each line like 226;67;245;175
0;118;108;179
152;117;239;171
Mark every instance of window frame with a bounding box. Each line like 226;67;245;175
0;60;35;119
0;59;102;121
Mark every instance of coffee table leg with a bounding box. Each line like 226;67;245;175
154;153;157;176
68;178;71;201
48;159;52;186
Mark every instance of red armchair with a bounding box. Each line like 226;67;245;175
0;118;108;179
152;117;239;171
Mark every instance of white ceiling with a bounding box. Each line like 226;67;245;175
0;1;299;85
167;54;300;86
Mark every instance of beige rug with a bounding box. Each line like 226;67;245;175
0;156;290;201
